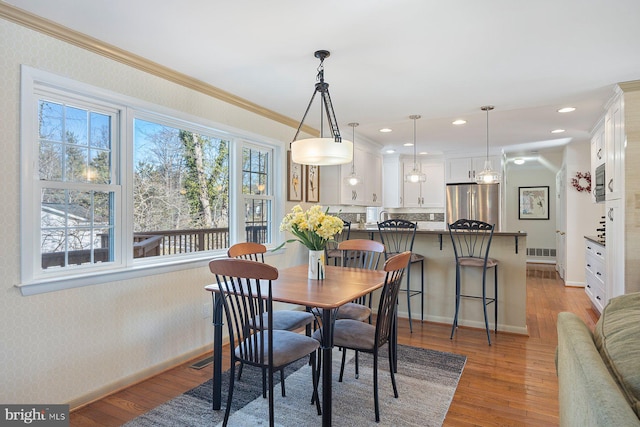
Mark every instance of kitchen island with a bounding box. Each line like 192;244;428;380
350;227;528;335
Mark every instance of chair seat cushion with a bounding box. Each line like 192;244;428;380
594;292;640;418
250;310;314;331
337;302;372;321
313;319;375;351
235;330;320;368
458;256;498;268
326;248;341;259
410;253;425;263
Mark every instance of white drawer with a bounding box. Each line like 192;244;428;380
585;241;605;262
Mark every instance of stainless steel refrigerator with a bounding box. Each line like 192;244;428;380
446;183;500;229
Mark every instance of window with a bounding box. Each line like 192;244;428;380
20;67;281;294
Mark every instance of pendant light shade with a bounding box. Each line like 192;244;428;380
343;122;361;186
405;115;426;183
291;50;353;166
475;105;501;184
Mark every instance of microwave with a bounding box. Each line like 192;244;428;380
595;164;606;203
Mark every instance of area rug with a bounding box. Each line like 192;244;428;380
124;345;466;426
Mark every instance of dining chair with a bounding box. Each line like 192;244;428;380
208;258;321;426
325;219;351;265
448;219;498;345
228;242;316;391
228;242;315;332
312;251;411;422
377;219;425;333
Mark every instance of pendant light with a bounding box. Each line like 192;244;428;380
290;50;353;166
475;105;501;184
405;115;426;183
343;122;361;186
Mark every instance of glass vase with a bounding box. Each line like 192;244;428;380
308;249;326;280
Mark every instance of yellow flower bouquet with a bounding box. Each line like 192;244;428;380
279;205;345;251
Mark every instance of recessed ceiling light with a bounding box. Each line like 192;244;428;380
419;151;428;155
514;158;525;165
385;149;396;154
551;129;566;133
452;119;467;125
379;128;392;133
403;143;414;147
557;107;576;113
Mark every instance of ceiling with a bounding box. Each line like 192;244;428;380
5;0;640;160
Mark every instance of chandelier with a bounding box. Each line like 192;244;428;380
291;50;352;166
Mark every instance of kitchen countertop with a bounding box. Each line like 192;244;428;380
585;235;606;246
354;226;526;237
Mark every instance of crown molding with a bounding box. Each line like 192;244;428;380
0;3;317;137
619;80;640;93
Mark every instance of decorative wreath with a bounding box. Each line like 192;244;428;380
571;171;591;193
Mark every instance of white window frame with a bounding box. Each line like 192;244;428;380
18;66;284;296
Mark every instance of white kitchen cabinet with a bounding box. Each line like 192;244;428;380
605;198;624;300
382;155;403;208
590;119;605;203
446;156;500;183
402;160;445;208
605;91;624;201
584;239;606;313
320;146;382;206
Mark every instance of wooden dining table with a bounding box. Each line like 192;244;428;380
205;263;388;427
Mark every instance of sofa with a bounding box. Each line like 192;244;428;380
557;292;640;426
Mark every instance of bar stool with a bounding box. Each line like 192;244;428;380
377;219;424;333
447;219;498;345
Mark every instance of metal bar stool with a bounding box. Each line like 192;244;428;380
447;219;498;345
377;219;425;333
325;219;351;266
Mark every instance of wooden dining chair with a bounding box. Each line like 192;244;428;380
228;242;315;332
209;258;321;426
312;251;411;422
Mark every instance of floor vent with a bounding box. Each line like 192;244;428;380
190;356;213;369
527;248;556;257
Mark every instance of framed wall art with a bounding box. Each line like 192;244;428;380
518;186;550;220
287;151;303;202
306;165;320;203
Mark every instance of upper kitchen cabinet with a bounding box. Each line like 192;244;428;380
320;146;382;206
605;89;624;201
402;159;445;208
446;156;501;183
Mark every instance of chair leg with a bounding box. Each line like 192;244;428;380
280;368;285;397
355;350;359;379
373;351;380;422
223;361;236;427
310;351;321;415
494;265;498;333
388;345;399;398
237;361;244;380
482;270;491;346
420;259;425;322
338;348;347;382
450;265;461;339
268;365;274;427
406;262;413;333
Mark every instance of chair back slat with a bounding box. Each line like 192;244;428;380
375;251;411;346
337;239;385;307
377;219;417;259
227;242;267;262
209;259;277;365
447;219;495;264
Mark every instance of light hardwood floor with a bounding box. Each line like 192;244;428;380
70;264;598;426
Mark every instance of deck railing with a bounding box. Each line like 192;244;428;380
42;225;267;268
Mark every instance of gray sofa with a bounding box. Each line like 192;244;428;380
557;293;640;426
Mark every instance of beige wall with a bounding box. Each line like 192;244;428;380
0;17;307;407
622;85;640;293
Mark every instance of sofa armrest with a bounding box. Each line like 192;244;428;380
556;312;640;427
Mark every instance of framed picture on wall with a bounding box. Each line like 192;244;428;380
306;165;320;203
287;151;303;202
519;186;550;220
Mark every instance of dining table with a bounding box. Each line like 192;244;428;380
205;263;388;427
